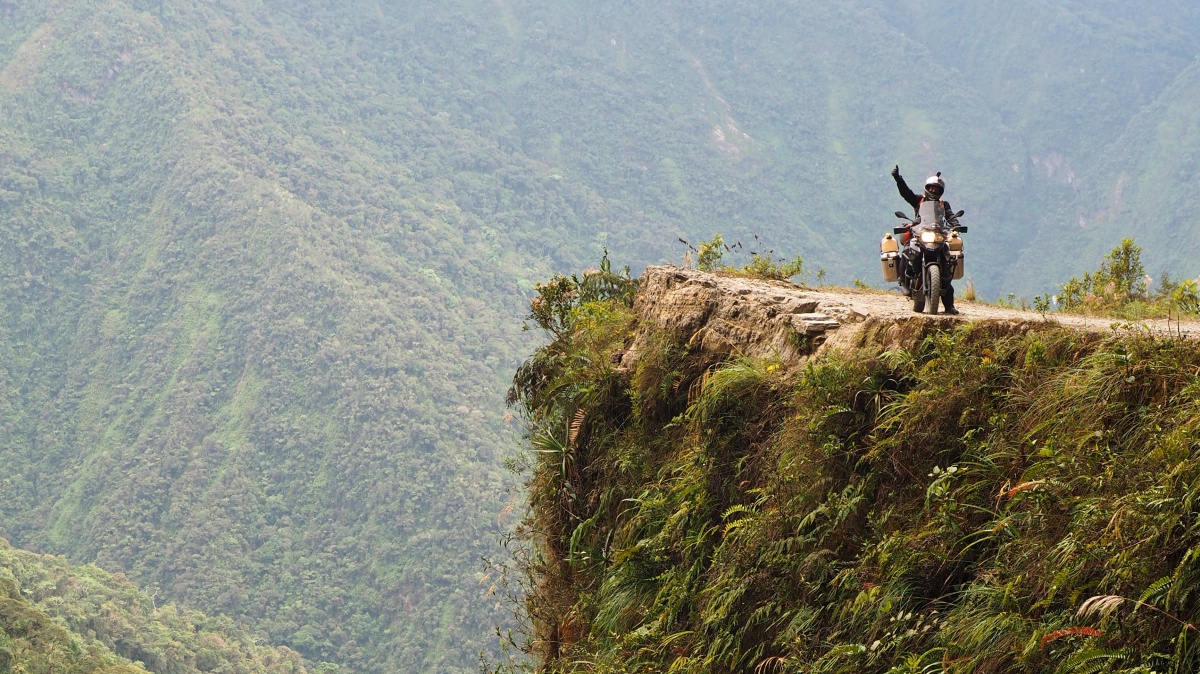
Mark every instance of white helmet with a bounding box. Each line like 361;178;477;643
924;173;945;196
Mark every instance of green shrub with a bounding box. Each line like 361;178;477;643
1172;280;1200;314
697;234;727;272
687;233;804;281
1046;238;1200;319
740;252;805;281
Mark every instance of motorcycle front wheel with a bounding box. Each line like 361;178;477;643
926;264;941;315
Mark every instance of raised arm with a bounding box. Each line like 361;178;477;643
891;165;921;212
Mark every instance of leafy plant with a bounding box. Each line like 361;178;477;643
740;252;805;281
1034;294;1052;317
1094;238;1147;299
1172;280;1200;314
696;234;727;272
528;251;636;337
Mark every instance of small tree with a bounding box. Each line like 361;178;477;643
1094;238;1145;300
696;234;726;272
1156;270;1180;300
1057;239;1146;313
1058;274;1089;312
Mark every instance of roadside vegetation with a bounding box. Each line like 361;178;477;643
506;259;1200;673
679;234;807;282
1005;239;1200;322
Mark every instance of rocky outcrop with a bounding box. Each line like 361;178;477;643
621;266;873;366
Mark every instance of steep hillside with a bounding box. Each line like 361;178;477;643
510;266;1200;673
0;2;565;671
0;538;306;674
1007;58;1200;293
367;0;1029;290
878;0;1200;168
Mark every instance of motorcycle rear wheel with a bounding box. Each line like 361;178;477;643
926;265;942;315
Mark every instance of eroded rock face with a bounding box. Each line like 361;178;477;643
622;266;869;366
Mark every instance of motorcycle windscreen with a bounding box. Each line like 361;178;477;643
919;198;944;227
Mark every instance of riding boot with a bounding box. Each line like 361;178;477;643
943;282;959;315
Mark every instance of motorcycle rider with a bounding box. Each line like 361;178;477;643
890;165;960;314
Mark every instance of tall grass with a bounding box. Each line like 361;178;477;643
508;284;1200;674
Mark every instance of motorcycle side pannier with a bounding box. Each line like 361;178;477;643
882;253;900;282
881;233;900;282
949;233;964;280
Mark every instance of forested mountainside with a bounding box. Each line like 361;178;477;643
0;538;306;674
1009;59;1200;289
318;0;1200;295
351;0;1028;289
0;2;556;671
512;266;1200;673
2;1;1200;673
880;1;1200;167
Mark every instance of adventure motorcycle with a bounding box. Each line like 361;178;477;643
880;204;967;314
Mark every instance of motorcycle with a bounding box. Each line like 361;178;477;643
881;208;967;314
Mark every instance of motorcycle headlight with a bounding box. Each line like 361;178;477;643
920;230;943;244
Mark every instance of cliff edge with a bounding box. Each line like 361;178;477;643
623;266;1200;369
509;264;1200;674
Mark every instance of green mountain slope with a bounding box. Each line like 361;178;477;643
1005;58;1200;293
0;1;584;671
347;0;1029;290
0;538;306;674
878;0;1200;166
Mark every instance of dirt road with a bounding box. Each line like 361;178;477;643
625;266;1200;366
817;284;1200;338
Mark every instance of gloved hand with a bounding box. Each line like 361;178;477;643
890;165;900;178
